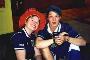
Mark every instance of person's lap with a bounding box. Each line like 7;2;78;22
51;42;81;60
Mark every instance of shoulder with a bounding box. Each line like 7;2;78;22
60;22;71;27
11;29;25;39
60;22;73;31
37;26;49;39
60;22;80;37
38;26;48;34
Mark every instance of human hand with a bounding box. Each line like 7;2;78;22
54;32;69;45
54;36;65;45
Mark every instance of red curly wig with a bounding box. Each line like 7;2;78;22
19;8;46;33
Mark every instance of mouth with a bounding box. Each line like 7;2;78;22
32;25;36;29
52;22;56;24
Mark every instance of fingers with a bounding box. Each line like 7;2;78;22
54;36;65;45
55;39;64;45
54;32;69;45
59;32;69;41
59;32;68;36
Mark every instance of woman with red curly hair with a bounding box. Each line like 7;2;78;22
11;8;46;60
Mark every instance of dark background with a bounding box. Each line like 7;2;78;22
11;0;90;43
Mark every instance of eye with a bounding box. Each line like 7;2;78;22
31;19;33;21
48;16;53;18
55;15;59;18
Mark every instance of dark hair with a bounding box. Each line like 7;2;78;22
47;5;62;16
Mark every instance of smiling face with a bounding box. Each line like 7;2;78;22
48;11;61;27
25;15;40;31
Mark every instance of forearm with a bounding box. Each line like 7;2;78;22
36;38;54;48
68;37;86;46
15;50;26;60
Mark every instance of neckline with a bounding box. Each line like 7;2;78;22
47;23;61;34
23;28;31;38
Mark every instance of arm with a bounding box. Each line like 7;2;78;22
42;47;54;60
56;32;86;46
67;36;86;46
11;33;26;60
62;23;86;46
35;37;54;60
36;37;54;48
34;47;42;60
15;50;26;60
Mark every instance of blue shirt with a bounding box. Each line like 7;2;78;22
37;22;80;58
11;29;36;59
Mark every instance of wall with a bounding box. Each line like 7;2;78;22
85;0;90;6
0;0;13;35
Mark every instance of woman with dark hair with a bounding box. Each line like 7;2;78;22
36;5;86;60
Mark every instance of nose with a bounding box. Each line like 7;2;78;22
53;17;56;21
33;21;39;26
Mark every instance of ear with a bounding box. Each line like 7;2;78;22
25;20;27;25
59;16;62;22
25;21;26;24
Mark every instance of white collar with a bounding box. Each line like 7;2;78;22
22;28;30;38
47;23;61;34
